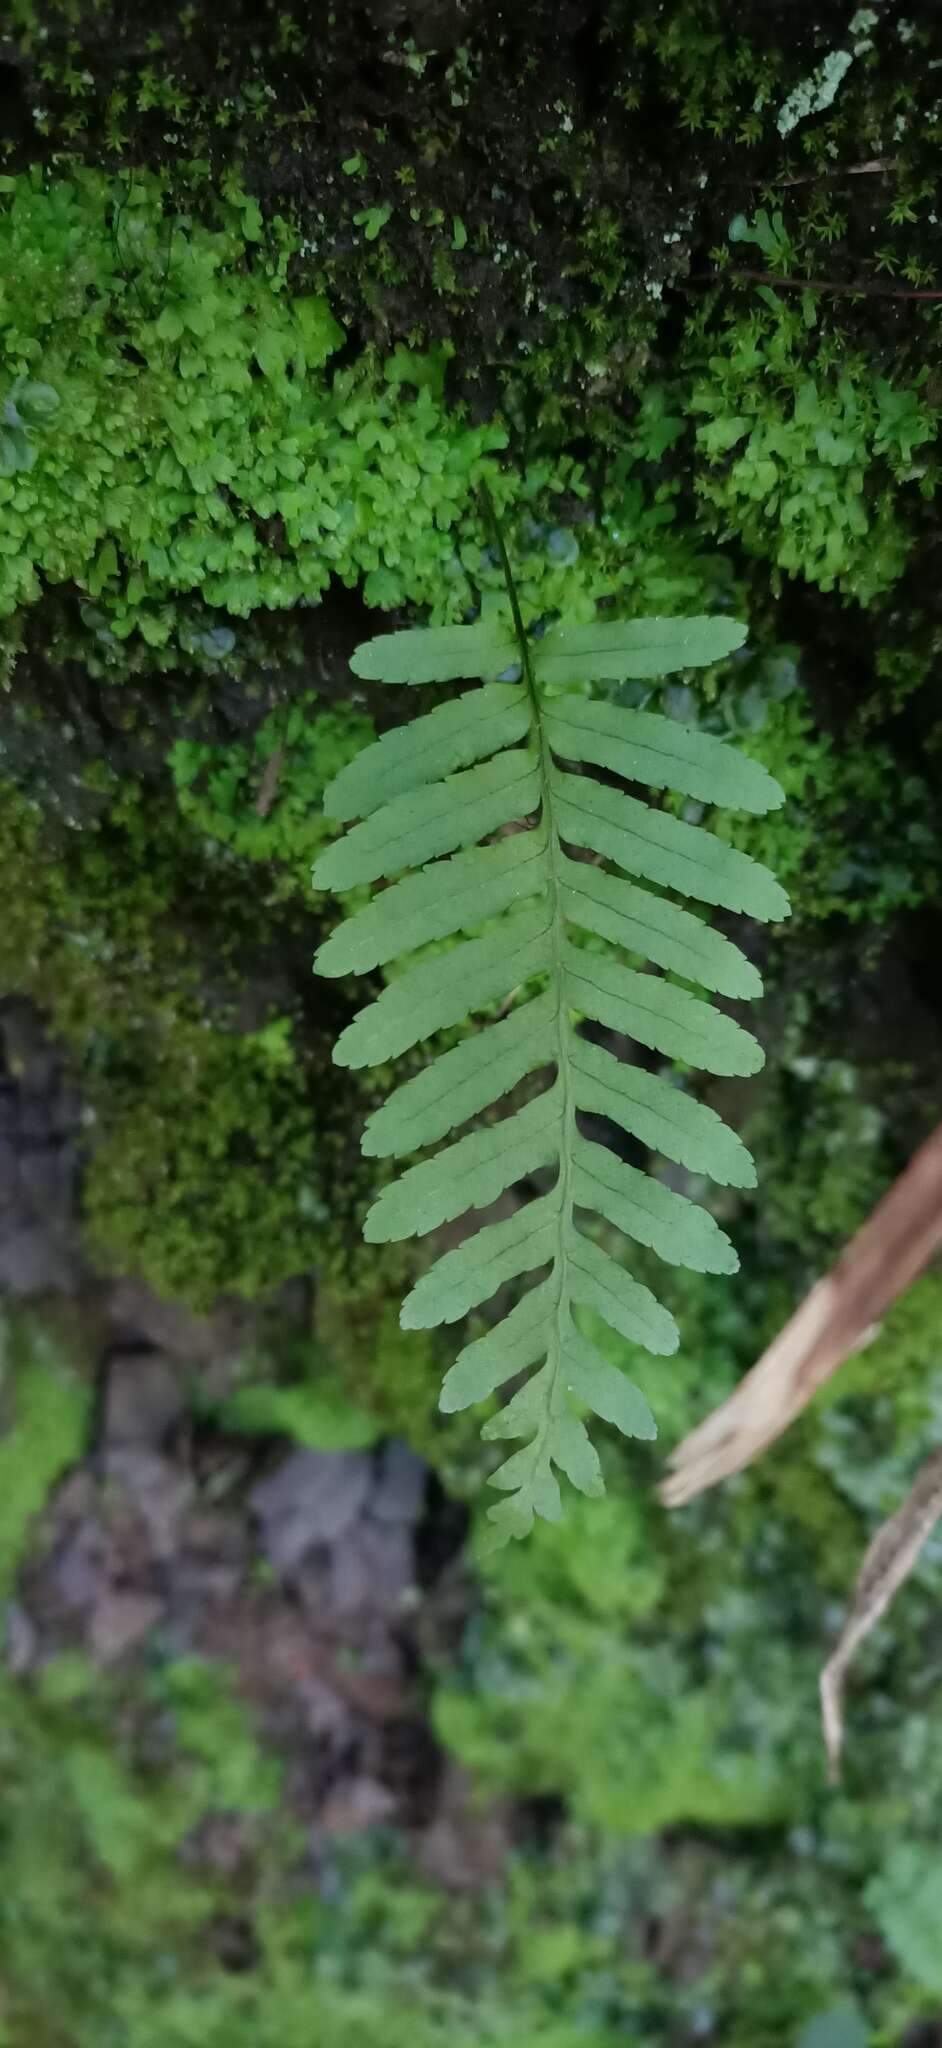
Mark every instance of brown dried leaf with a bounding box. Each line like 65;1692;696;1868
660;1119;942;1508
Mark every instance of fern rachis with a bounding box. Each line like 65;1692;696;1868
313;522;788;1544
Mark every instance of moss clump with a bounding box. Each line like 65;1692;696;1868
433;1473;801;1837
0;773;198;1047
83;1020;321;1308
6;1;941;417
0;1312;90;1596
0;770;344;1307
0;167;734;677
0;170;505;649
314;1261;452;1463
169;698;374;893
0;1647;287;2047
746;1053;889;1258
686;293;937;600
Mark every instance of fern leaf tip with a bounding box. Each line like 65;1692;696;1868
347;639;383;680
362;1206;395;1245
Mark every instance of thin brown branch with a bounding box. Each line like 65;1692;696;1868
660;1118;942;1508
761;157;900;187
692;266;942;301
821;1450;942;1781
254;745;285;818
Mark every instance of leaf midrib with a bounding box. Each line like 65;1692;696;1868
506;613;574;1472
483;491;634;1497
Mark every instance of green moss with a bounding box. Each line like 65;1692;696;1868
170;697;374;890
0;169;501;645
1;141;939;736
218;1363;381;1454
434;1480;804;1836
0;169;708;671
158;1657;282;1815
0;776;193;1047
4;157;937;694
747;1054;888;1254
0;774;342;1307
83;1020;322;1308
702;671;939;923
0;1313;90;1597
0;1649;286;2048
0;171;696;708
685;292;937;600
7;0;942;464
756;1415;867;1593
314;1259;457;1463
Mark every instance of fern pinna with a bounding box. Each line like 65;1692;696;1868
313;522;788;1545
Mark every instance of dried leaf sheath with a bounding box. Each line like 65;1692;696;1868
313;557;787;1544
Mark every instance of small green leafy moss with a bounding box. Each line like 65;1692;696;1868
219;1370;381;1452
687;293;937;599
866;1844;942;1994
0;170;504;646
747;1053;889;1257
715;685;937;923
158;1658;282;1814
434;1482;799;1835
170;698;374;888
0;776;194;1047
0;166;729;673
0;1648;287;2046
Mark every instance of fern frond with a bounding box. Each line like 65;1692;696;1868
314;526;788;1545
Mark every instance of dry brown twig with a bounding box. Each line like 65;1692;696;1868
661;1119;942;1507
685;268;942;301
820;1451;942;1781
659;1119;942;1771
727;268;942;301
254;745;285;819
762;157;900;187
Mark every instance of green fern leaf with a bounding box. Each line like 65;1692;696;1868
313;519;788;1545
535;615;748;683
349;619;517;684
552;767;789;918
316;833;548;976
324;683;531;822
558;856;763;998
332;906;550;1067
360;992;557;1159
543;697;782;811
314;749;540;891
569;1036;756;1189
562;1326;657;1440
